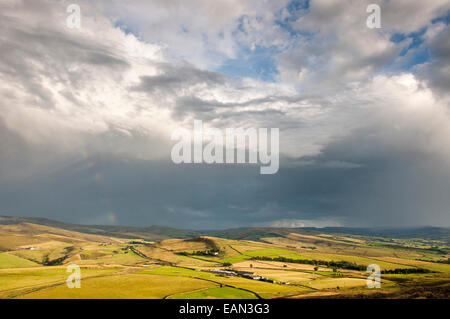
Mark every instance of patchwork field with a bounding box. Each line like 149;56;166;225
170;287;258;299
0;253;39;269
0;219;449;299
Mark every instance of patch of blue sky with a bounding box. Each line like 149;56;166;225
216;0;312;82
286;0;310;14
381;48;430;75
399;28;427;54
216;45;280;82
384;27;430;73
386;11;449;72
276;0;311;37
114;20;140;37
275;20;315;41
431;10;450;25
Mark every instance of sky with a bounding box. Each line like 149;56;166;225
0;0;450;229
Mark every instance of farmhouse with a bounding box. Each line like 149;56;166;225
209;269;237;276
237;270;257;278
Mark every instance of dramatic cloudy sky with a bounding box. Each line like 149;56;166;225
1;0;450;229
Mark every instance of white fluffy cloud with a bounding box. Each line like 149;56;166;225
1;0;449;167
101;0;292;68
277;0;449;92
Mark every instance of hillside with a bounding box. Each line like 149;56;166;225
0;216;201;241
0;217;449;299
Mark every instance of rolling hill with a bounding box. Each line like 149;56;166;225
0;215;449;299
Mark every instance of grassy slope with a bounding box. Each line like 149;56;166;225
0;253;39;268
170;287;258;299
0;267;123;298
19;274;217;299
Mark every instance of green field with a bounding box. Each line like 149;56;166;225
0;253;39;269
170;287;258;299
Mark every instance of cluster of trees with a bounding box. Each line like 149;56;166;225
43;255;68;266
415;257;450;264
251;256;434;274
251;256;367;271
426;246;447;255
431;258;450;264
43;246;74;266
178;249;220;257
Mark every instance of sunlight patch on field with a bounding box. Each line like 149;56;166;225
0;253;39;269
0;266;123;297
375;257;450;273
19;274;217;299
170;287;258;299
297;252;412;270
233;260;325;272
307;278;367;289
210;276;311;296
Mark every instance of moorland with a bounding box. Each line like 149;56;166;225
0;216;449;299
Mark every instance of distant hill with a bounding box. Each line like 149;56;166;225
0;216;200;241
309;226;450;241
209;226;450;242
0;215;449;242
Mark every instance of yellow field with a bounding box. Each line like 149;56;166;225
296;252;413;270
0;253;39;269
0;266;124;298
375;257;450;273
233;260;330;271
19;274;217;299
307;278;368;289
170;287;258;299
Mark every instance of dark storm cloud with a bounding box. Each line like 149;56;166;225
283;127;450;227
2;119;449;229
172;95;288;122
134;64;320;124
135;63;225;94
